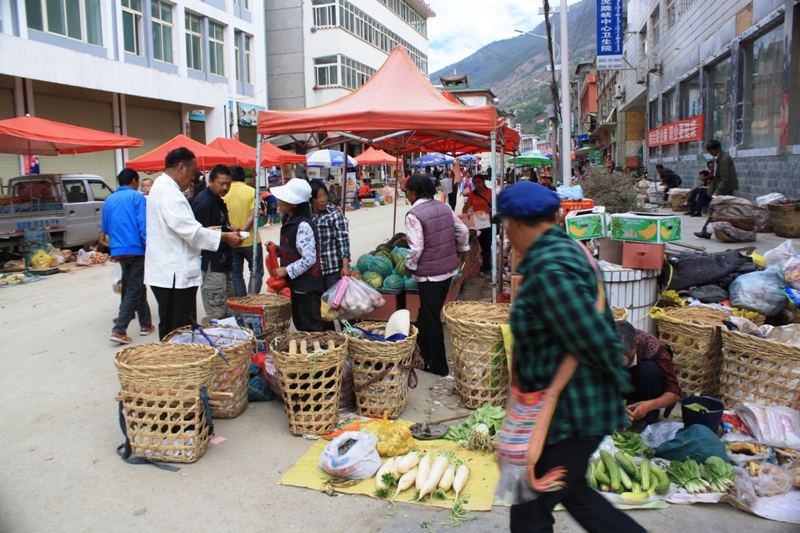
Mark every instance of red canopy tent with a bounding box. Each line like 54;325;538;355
207;137;306;168
354;146;398;165
0;115;142;155
126;134;237;172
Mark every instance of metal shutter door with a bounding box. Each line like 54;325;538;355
34;94;117;182
0;88;20;178
126;106;181;160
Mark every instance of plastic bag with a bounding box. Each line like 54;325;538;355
736;404;800;449
748;462;794;497
729;266;787;316
711;221;756;243
688;284;729;303
322;276;385;322
641;421;684;449
756;193;786;207
733;466;758;507
318;431;382;479
30;249;52;269
784;257;800;289
76;249;92;266
556;184;584;200
763;240;798;271
248;352;274;402
655;425;730;463
265;242;289;294
110;262;122;294
360;412;415;457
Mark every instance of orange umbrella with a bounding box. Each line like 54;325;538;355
208;137;306;168
126;134;236;172
354;146;398;165
0;115;142;156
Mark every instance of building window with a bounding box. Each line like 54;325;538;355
340;55;375;90
121;0;142;55
377;0;427;37
639;28;647;63
235;31;251;83
679;0;697;14
650;6;660;47
233;0;249;11
314;54;376;90
312;0;336;26
314;55;338;87
25;0;103;45
662;90;676;157
666;0;677;30
209;21;225;76
151;0;173;63
746;26;784;149
679;73;701;155
708;57;731;151
235;32;241;81
185;12;202;71
244;34;252;83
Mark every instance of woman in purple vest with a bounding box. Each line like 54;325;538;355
404;174;471;375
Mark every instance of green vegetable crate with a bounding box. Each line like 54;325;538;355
565;208;608;240
610;213;682;243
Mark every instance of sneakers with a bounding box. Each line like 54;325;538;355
140;325;156;336
110;332;132;344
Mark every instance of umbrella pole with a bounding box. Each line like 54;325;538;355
341;164;347;216
392;155;399;235
252;135;263;295
490;131;497;304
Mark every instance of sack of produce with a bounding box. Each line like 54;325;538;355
729;265;787;316
321;276;385;322
360;411;415;456
736;404;800;450
317;431;382;479
30;249;52;269
711;221;756;243
655;425;729;463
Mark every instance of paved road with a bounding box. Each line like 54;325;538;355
0;198;797;532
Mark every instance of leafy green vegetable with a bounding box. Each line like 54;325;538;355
443;403;505;442
612;430;653;457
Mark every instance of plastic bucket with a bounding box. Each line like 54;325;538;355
681;395;724;433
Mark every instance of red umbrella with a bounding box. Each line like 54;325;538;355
207;137;306;167
0;115;142;156
126;134;237;172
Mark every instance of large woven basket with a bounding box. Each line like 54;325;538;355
115;343;219;463
271;332;347;436
227;294;292;340
347;321;420;419
443;301;512;409
720;329;800;409
714;215;759;231
767;202;800;238
652;307;729;398
163;325;256;419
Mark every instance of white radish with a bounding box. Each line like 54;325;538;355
416;453;431;490
397;451;420;474
453;464;469;499
418;456;449;500
438;464;456;492
393;467;418;500
375;457;396;490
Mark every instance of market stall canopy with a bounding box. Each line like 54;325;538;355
354;146;398;165
306;149;357;168
208;137;306;167
411;152;455;167
257;46;518;155
509;150;553;166
0;115;143;156
126;134;237;172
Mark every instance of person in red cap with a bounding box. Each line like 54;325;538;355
493;182;643;533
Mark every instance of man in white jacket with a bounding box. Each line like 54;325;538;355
144;148;243;339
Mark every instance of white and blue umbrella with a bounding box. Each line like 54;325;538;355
411;152;455;167
306;149;358;168
459;154;478;162
537;149;554;159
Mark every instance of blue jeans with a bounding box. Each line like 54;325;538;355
113;256;151;335
232;245;264;297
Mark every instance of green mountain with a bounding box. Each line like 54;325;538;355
430;0;597;134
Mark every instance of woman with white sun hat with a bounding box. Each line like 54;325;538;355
267;178;325;332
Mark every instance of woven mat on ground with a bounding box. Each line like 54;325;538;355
279;421;500;511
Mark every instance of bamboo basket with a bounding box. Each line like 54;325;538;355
271;332;347;436
163;325;255;419
115;343;219;463
652;306;729;398
612;306;629;321
443;301;512;409
767;202;800;238
347;321;421;419
714;215;759;231
227;294;292;340
720;329;800;410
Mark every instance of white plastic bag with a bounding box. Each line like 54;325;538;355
736;404;800;450
755;193;786;207
641;421;684;449
763;240;798;272
322;277;385;322
76;249;91;266
110;262;122;294
728;265;787;316
317;431;382;479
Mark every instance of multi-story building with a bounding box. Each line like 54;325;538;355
0;0;267;182
264;0;433;112
618;0;800;198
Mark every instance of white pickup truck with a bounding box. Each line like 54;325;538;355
0;174;115;251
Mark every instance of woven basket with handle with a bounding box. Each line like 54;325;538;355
347;321;420;419
227;294;292;340
767;202;800;238
115;343;218;463
163;324;256;419
444;301;512;409
271;332;347;436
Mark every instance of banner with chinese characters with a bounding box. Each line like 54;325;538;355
647;115;705;147
597;0;623;70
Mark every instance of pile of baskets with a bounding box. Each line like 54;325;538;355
767;200;800;238
444;301;512;409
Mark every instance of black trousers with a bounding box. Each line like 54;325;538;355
509;437;646;533
477;227;493;273
113;256;152;335
447;191;458;211
417;278;451;376
624;360;666;424
151;285;198;340
291;290;325;332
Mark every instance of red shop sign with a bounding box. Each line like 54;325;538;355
647;115;705;147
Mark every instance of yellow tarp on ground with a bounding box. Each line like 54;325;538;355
279;432;500;511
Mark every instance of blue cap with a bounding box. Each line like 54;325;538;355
492;182;561;222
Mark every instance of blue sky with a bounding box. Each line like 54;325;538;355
425;0;585;73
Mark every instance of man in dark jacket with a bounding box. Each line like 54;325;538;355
695;139;739;239
655;164;681;200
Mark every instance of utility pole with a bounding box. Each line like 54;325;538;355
559;0;571;187
542;0;560;180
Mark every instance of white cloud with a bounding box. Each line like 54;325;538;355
426;0;584;73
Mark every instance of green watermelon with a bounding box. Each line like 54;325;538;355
382;274;404;290
356;254;374;273
370;256;394;278
363;271;383;289
394;258;405;277
376;243;392;253
388;233;406;246
376;250;392;262
404;276;418;291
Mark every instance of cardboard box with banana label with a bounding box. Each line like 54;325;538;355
610;213;682;243
565;207;609;240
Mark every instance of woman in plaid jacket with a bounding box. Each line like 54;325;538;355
310;181;351;291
